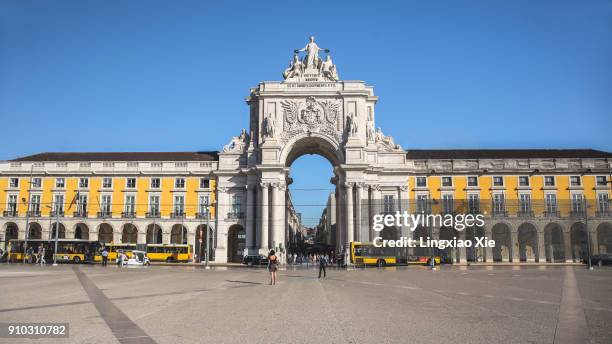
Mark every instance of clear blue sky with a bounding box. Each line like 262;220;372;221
1;0;610;226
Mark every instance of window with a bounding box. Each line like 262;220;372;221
200;178;210;189
596;176;608;186
56;178;65;188
9;178;19;188
467;176;478;187
416;194;428;213
175;162;187;168
492;176;504;187
102;178;112;188
127;161;138;168
125;195;136;215
199;195;210;216
545;194;558;214
53;194;65;214
7;194;18;214
442;194;454;214
383;195;395;214
544;176;555;187
519;194;531;214
30;195;41;215
441;177;452;187
570;176;581;187
518;176;529;187
175;178;185;189
77;194;88;215
79;178;89;188
149;195;160;215
102;162;114;168
151;162;162;168
100;195;112;215
468;194;480;213
174;195;185;215
492;193;505;214
571;194;584;214
31;178;42;188
415;177;427;188
150;178;160;189
231;194;242;216
126;178;136;189
597;193;610;213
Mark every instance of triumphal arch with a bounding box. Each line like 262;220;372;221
215;37;409;260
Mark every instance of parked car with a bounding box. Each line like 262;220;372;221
585;254;612;266
242;254;269;266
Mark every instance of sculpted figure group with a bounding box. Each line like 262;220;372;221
283;36;338;81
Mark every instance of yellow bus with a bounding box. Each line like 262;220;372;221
350;242;440;267
146;244;192;262
93;243;138;262
8;239;100;263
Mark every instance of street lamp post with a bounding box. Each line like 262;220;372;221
205;204;210;267
22;165;34;264
53;201;60;266
584;198;592;270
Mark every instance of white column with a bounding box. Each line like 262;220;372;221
346;183;354;244
371;185;382;242
245;184;255;250
537;230;546;262
260;183;269;253
277;184;286;252
563;230;573;262
355;183;363;242
511;230;520;262
484;227;493;262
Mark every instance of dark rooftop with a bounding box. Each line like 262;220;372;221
9;151;219;162
405;149;612;160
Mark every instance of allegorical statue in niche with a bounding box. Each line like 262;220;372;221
346;113;358;137
295;36;329;69
283;53;304;79
263;113;275;139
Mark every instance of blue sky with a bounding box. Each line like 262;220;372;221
1;0;610;226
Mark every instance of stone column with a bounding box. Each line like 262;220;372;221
537;230;546;263
511;230;520;263
484;227;494;263
346;183;354;244
260;183;269;253
245;184;255;250
563;231;573;262
162;229;170;245
137;230;146;244
590;229;598;255
355;183;363;241
399;186;409;238
371;185;382;242
458;229;467;263
276;184;286;253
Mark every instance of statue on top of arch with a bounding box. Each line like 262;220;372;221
223;128;249;153
283;36;339;81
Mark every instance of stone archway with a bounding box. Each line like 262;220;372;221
98;223;113;244
74;223;89;240
570;222;588;263
518;223;538;262
544;223;565;262
50;222;66;239
227;224;245;263
122;223;138;243
146;224;163;244
596;222;612;254
28;222;42;240
195;224;212;262
413;226;429;257
3;222;19;250
492;223;511;262
465;226;485;262
170;224;187;244
439;227;458;264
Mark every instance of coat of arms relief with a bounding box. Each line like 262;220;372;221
281;96;342;143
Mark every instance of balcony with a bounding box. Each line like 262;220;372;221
27;210;41;217
146;211;160;218
171;212;185;219
73;211;88;218
97;211;112;219
227;212;244;219
543;210;560;217
491;209;508;218
517;210;534;218
196;212;211;219
569;210;586;219
595;210;612;218
3;210;17;217
122;211;136;219
50;210;64;217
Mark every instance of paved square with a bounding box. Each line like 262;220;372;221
0;264;611;344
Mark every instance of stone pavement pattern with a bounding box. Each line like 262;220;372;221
0;264;611;344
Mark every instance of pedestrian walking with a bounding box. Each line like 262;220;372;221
318;253;327;279
101;248;109;267
268;250;278;285
40;247;46;265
